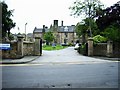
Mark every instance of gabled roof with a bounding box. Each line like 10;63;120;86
33;27;43;33
58;25;75;33
27;33;33;37
33;27;49;33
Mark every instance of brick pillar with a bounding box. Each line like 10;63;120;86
88;38;93;56
17;35;24;58
34;37;41;56
107;40;113;57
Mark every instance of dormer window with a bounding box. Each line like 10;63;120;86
64;26;69;31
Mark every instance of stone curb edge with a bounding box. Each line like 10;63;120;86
0;56;40;64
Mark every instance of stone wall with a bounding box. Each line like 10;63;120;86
88;39;120;57
1;35;42;59
23;41;34;56
2;41;18;59
93;43;107;56
113;42;120;57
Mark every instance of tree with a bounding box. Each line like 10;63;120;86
1;1;16;40
43;31;54;45
96;1;120;30
69;0;104;37
96;1;120;42
75;22;87;44
75;18;99;43
101;24;120;42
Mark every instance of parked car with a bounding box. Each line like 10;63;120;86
74;43;80;50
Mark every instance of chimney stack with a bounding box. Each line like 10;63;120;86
61;21;63;26
53;20;58;28
43;25;45;33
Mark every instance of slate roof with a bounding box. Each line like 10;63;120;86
33;25;75;33
58;25;75;33
33;27;49;33
27;33;33;37
33;28;43;33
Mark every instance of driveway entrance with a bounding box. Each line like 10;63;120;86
30;47;112;65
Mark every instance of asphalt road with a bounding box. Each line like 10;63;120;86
2;47;119;88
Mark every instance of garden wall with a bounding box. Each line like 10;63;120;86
1;41;18;59
23;41;34;56
1;35;42;59
93;43;107;56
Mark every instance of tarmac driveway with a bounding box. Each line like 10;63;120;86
30;47;113;65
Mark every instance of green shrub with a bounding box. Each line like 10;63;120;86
93;35;107;44
77;43;87;55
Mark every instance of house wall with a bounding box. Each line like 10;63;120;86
58;32;75;44
33;32;43;39
68;33;74;44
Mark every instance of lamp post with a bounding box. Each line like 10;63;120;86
25;23;27;40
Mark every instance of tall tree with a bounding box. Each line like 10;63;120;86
69;0;104;37
96;1;120;30
96;1;120;42
1;1;16;40
75;18;99;43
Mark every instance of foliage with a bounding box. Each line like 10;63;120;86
43;31;54;45
75;21;88;44
69;0;104;19
101;24;120;42
75;18;99;43
70;0;104;39
96;1;120;30
96;1;120;42
42;45;68;51
8;33;14;40
1;1;16;39
75;22;87;37
77;43;87;55
93;35;107;44
83;18;99;36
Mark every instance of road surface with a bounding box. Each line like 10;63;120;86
2;47;119;88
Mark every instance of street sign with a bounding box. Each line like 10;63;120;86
0;44;11;50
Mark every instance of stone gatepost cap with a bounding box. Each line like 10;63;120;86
88;37;93;40
17;35;24;38
107;40;113;44
34;37;41;39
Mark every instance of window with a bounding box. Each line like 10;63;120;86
65;33;68;37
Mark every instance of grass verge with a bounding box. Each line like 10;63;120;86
42;45;68;51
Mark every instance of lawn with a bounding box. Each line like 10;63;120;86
42;45;68;51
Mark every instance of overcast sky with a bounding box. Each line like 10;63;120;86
3;0;120;34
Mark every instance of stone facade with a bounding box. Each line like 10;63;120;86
57;32;74;44
33;20;78;45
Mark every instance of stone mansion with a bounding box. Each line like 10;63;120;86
33;20;78;44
